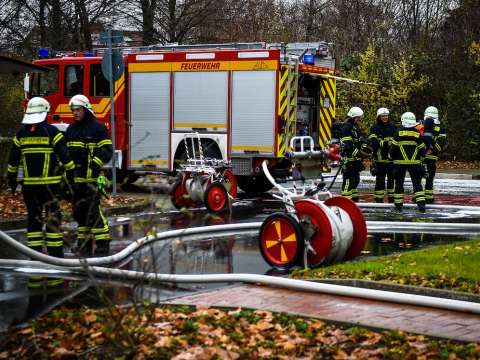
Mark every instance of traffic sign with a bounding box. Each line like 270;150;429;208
101;49;124;82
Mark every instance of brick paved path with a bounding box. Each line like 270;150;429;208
167;284;480;342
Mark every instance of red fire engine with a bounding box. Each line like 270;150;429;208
25;42;338;195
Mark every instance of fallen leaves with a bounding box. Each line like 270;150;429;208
437;160;480;171
1;305;478;359
0;190;145;219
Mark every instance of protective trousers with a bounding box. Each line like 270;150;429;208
374;162;394;203
393;165;425;211
73;183;110;255
424;159;437;203
22;185;63;258
342;161;362;201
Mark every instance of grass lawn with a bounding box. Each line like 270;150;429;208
292;239;480;294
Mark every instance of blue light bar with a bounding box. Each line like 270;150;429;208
303;53;315;65
38;47;50;59
84;50;97;57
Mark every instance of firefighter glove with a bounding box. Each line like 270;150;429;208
96;175;109;198
7;175;17;194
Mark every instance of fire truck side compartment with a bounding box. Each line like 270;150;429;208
173;71;228;132
129;72;170;169
231;70;276;156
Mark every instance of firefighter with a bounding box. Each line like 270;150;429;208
66;94;113;256
422;106;447;203
340;106;371;202
390;112;426;212
368;107;397;203
7;97;75;259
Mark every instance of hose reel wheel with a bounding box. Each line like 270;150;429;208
170;180;193;210
258;213;304;270
204;181;228;213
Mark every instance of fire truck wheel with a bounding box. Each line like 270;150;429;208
204;182;228;213
258;213;304;270
324;196;367;260
170;180;193;209
294;199;333;267
222;169;238;198
237;174;274;194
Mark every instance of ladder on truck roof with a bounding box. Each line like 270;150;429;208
96;42;266;56
95;41;334;67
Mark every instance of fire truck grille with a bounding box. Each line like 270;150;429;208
231;158;252;175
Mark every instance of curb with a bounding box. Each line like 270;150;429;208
308;278;480;304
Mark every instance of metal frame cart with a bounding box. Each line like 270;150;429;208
170;133;237;213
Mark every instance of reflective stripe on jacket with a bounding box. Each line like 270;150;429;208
66;117;113;183
7;122;74;185
390;128;425;165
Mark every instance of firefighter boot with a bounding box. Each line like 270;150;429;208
95;240;110;256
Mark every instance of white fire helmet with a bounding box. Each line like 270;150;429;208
68;94;94;115
347;106;364;118
424;106;439;124
22;97;50;124
376;107;389;117
401;112;417;128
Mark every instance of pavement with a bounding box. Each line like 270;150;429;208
167;284;480;342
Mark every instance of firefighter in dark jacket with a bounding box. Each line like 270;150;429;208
422;106;447;203
340;106;371;202
66;94;113;256
368;107;397;203
390;112;426;212
7;97;75;259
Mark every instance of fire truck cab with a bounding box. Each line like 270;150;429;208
26;42;337;194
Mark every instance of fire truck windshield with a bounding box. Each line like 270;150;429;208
31;65;58;96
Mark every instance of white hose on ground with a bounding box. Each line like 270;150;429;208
1;258;480;315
